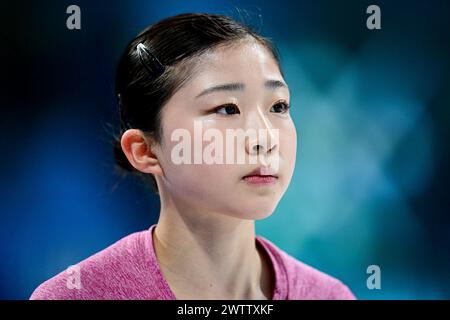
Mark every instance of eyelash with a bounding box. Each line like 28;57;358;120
212;100;290;116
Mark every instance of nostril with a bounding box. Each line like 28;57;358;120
268;144;277;154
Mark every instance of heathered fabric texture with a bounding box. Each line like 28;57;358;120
30;224;356;300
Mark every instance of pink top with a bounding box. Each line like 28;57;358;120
30;224;356;300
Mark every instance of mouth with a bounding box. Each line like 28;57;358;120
242;167;279;185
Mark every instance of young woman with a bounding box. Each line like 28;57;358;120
30;13;355;300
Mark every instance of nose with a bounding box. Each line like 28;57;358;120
246;137;277;155
245;109;279;156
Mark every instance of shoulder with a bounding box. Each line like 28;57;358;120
30;230;150;300
257;236;356;300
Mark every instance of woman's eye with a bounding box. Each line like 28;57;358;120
215;104;240;115
270;102;290;114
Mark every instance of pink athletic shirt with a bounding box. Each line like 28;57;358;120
30;224;356;300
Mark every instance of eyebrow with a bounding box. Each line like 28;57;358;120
195;80;288;99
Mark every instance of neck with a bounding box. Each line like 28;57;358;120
152;193;273;300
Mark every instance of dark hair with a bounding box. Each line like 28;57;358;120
113;12;284;194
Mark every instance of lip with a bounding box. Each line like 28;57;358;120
242;167;279;185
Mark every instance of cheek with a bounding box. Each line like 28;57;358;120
158;121;237;198
280;121;297;173
162;161;239;213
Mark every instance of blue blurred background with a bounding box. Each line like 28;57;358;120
1;0;449;299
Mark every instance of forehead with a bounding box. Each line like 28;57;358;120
187;40;284;91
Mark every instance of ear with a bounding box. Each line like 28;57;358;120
120;129;163;177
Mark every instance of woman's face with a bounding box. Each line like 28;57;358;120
154;40;297;220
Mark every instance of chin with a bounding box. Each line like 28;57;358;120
251;210;275;221
235;204;278;221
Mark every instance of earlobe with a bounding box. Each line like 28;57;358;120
120;129;164;177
